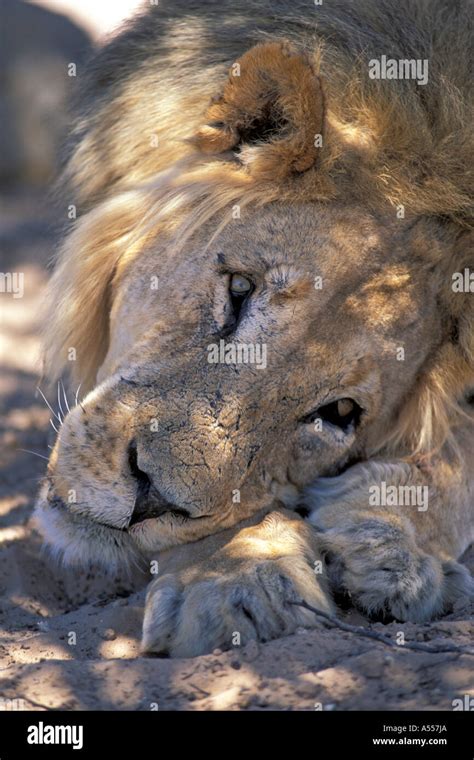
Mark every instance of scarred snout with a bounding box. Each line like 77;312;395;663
34;368;286;564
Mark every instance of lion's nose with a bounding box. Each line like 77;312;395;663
127;440;181;526
130;480;172;525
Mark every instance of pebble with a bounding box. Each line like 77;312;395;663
101;628;117;641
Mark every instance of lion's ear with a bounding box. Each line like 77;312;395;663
192;41;325;181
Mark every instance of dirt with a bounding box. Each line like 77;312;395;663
1;190;473;711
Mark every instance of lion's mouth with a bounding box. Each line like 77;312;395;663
128;501;191;528
128;485;191;528
46;484;191;533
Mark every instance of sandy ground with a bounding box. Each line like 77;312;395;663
0;190;473;711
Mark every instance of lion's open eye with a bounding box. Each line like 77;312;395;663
228;273;254;322
230;273;253;295
300;398;363;430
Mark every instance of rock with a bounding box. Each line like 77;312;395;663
101;628;117;641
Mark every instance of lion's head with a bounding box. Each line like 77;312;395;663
35;30;473;567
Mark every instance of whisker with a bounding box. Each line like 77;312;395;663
50;418;60;434
60;379;71;413
36;386;62;424
57;382;66;421
75;383;82;407
17;448;49;461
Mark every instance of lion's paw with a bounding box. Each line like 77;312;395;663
310;508;469;622
141;552;332;658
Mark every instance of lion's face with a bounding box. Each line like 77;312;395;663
36;202;442;566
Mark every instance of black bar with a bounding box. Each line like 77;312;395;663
0;710;471;757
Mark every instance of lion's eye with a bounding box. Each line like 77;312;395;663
300;398;363;430
227;273;254;325
230;274;253;295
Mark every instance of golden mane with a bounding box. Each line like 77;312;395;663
60;0;472;223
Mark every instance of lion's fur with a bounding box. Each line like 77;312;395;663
45;0;473;456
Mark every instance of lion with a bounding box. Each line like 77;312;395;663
34;0;473;657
